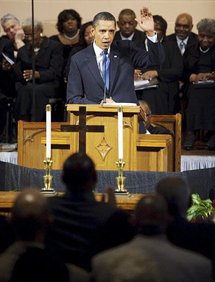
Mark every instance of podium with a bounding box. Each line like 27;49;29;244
63;104;140;170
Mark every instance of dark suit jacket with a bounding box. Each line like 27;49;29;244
0;36;15;98
139;123;173;135
167;216;215;262
165;32;198;57
67;40;162;104
114;29;147;45
46;191;134;271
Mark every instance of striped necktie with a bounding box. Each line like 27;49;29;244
179;40;185;55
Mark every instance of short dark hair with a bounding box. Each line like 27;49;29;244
56;9;82;33
79;21;93;46
156;176;191;217
118;9;136;19
92;12;116;28
62;153;97;192
153;15;167;34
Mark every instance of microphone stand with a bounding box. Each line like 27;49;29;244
31;0;36;121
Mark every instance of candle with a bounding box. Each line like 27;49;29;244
46;104;51;159
118;106;123;159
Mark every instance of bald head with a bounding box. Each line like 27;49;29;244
175;13;193;40
135;194;169;235
11;189;51;241
155;176;191;217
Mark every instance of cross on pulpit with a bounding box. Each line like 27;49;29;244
61;106;104;153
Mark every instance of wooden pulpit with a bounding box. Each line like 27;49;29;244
63;104;140;170
17;107;180;172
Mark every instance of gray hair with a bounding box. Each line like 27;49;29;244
197;18;215;36
22;18;43;32
0;13;20;26
92;11;116;28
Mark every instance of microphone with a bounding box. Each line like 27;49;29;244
102;48;109;103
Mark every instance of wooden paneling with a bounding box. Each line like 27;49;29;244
0;191;144;215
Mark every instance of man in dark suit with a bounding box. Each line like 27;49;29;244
114;8;146;44
46;153;135;272
67;9;162;104
139;100;174;135
166;13;198;57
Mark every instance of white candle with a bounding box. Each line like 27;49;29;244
118;106;123;159
46;104;51;159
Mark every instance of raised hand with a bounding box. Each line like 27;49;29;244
101;187;116;207
139;7;155;36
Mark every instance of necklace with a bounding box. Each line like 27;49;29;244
63;30;79;41
200;47;210;53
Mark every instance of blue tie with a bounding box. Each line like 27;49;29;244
101;50;110;91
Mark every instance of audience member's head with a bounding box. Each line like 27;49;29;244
62;152;97;193
0;13;21;40
197;18;215;50
135;194;169;235
117;9;137;38
156;176;191;218
79;21;94;46
22;18;43;47
56;9;81;35
153;15;167;40
174;13;193;40
139;100;152;129
10;188;52;242
92;12;116;50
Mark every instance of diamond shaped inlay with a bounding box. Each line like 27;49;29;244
96;136;112;160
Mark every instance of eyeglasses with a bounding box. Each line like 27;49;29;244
145;112;152;117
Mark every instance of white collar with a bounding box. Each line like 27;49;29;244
176;36;188;46
120;32;134;41
93;42;110;58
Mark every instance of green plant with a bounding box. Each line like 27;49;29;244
187;193;215;222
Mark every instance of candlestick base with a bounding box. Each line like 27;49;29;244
115;159;129;196
41;158;56;195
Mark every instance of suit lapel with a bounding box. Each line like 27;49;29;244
86;46;104;89
109;49;120;93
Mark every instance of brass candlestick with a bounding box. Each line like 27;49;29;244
115;159;129;195
41;158;56;194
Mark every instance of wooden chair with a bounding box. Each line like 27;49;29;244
150;113;182;171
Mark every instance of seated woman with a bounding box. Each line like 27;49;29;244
15;18;63;121
139;100;174;135
183;18;215;150
50;9;82;96
66;21;94;77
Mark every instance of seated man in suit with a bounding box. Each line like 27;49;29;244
166;13;198;57
46;153;135;272
114;8;146;43
139;100;174;135
67;8;163;104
